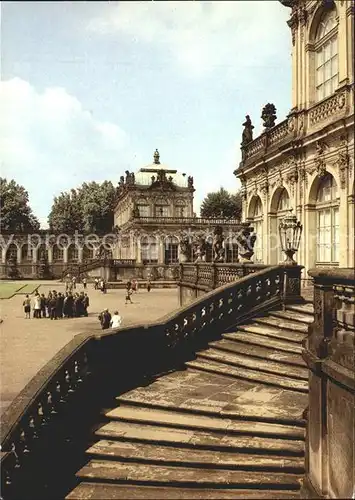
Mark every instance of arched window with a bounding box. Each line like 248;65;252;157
67;244;79;262
276;189;291;262
316;174;339;263
164;236;179;264
155;199;169;218
315;8;338;101
252;197;263;263
21;244;33;262
83;245;94;261
225;237;239;263
37;243;49;260
6;243;18;261
138;204;149;217
140;235;158;264
52;244;64;261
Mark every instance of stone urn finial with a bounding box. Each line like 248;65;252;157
261;103;277;129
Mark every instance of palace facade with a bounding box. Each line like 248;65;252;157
0;150;246;281
235;0;354;283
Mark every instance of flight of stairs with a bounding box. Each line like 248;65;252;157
66;302;313;500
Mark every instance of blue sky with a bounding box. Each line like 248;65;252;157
1;1;292;228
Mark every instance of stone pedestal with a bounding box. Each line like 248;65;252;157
283;264;304;304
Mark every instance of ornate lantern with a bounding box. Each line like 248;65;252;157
279;210;303;265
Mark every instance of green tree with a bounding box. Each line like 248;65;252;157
48;181;116;233
200;187;242;220
0;178;40;232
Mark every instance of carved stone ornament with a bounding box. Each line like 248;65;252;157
287;11;298;46
335;143;350;189
276;170;283;188
251;180;258;197
288;116;296;132
261;103;277;129
259;180;269;198
287;169;299;196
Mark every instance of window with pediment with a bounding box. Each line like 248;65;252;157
315;8;338;101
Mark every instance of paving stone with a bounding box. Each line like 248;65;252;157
76;460;302;488
66;483;302;499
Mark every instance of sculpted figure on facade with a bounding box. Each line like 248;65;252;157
213;226;225;263
236;226;256;262
261;103;277;129
241;115;254;146
179;235;192;263
187;176;194;189
194;236;206;262
335;141;350;189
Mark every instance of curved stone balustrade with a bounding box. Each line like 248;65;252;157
301;267;355;500
1;264;293;499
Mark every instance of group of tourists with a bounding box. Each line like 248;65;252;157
23;290;90;319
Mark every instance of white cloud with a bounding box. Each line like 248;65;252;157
0;77;134;227
86;1;290;77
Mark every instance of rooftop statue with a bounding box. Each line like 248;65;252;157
241;115;254;147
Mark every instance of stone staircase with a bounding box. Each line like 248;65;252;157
66;302;313;500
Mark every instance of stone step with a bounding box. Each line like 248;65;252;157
269;310;314;325
254;316;308;334
87;439;305;472
117;389;307;428
286;304;314;317
76;459;302;489
66;483;302;499
186;359;308;394
105;406;305;440
238;318;305;346
96;420;305;455
223;332;303;355
209;339;306;368
198;348;308;381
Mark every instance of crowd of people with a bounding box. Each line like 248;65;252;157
23;290;90;319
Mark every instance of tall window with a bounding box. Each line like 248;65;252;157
138;205;149;217
276;189;291;262
53;245;64;261
140;236;158;264
164;236;179;264
315;8;338;101
252;197;263;263
316;174;339;263
67;244;79;262
155;205;169;217
21;244;32;261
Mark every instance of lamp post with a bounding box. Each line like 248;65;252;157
279;210;304;305
279;210;303;265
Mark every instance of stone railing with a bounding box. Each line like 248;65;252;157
110;259;136;267
180;262;269;291
308;89;348;128
1;265;297;500
242;118;289;161
130;216;242;226
301;268;355;500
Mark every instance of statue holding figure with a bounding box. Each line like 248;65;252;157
236;226;257;262
179;236;192;263
194;237;206;262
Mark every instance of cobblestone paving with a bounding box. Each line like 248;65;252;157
0;282;179;414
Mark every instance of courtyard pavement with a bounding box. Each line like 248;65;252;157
0;282;179;415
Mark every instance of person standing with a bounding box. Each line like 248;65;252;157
125;287;133;305
94;278;99;290
40;293;46;318
83;293;89;317
82;277;87;290
98;308;111;330
147;279;151;292
33;293;41;318
110;311;122;329
23;295;31;319
72;276;77;290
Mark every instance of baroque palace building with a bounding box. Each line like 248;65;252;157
235;0;354;282
0;150;245;281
